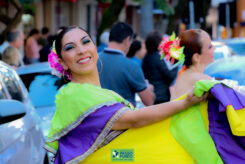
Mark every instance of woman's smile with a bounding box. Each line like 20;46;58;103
77;56;92;64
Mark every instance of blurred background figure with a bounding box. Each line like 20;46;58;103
41;27;50;39
132;33;141;40
24;28;40;64
7;29;25;66
7;30;24;51
0;35;9;58
142;31;178;104
127;40;146;68
0;29;24;62
57;26;67;34
97;30;109;53
2;46;20;69
38;27;50;48
39;27;56;62
39;35;55;62
98;22;155;107
39;26;66;62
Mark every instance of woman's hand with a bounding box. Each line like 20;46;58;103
183;87;209;108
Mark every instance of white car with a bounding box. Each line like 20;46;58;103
0;61;47;164
205;56;245;86
212;41;235;60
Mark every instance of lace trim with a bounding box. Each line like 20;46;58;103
46;101;119;143
98;130;126;149
66;106;130;164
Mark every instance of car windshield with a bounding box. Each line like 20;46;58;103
205;56;245;85
0;80;7;99
0;67;24;102
226;42;245;55
19;72;64;107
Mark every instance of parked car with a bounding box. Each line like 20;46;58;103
225;38;245;55
212;41;236;60
0;61;47;164
205;56;245;86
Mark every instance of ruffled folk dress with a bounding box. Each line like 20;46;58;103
44;81;245;164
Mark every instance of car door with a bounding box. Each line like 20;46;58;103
0;63;45;164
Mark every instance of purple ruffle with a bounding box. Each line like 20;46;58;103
208;84;245;164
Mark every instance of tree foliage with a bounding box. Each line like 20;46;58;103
0;0;24;43
96;0;125;45
155;0;174;16
96;0;175;44
166;0;211;35
166;0;188;35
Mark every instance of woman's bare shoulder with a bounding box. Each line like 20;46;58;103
176;71;211;84
171;72;211;100
171;73;193;99
192;73;212;81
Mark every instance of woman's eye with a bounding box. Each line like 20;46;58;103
208;44;213;49
64;45;74;51
82;39;91;44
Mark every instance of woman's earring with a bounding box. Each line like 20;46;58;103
62;70;71;82
98;58;103;74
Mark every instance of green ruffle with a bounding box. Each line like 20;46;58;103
46;83;133;142
170;80;224;164
194;80;221;97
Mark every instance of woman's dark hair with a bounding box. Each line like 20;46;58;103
145;31;162;54
179;29;202;67
127;40;142;58
55;26;91;58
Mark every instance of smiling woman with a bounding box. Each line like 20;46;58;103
43;26;207;164
55;27;99;85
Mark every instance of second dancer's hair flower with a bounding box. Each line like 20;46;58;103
159;32;185;67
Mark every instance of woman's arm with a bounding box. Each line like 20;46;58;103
112;90;207;130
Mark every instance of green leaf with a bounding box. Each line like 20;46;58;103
170;32;176;41
22;3;37;15
155;0;175;16
179;46;185;53
160;52;165;60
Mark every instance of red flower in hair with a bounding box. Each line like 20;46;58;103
159;32;185;67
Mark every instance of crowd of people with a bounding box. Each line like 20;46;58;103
0;24;212;107
96;22;215;107
0;27;54;69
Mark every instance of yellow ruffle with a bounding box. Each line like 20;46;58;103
226;105;245;136
82;117;193;164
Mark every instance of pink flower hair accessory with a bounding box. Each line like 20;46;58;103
159;32;185;68
48;42;72;80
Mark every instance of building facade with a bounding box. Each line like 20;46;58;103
34;0;97;39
